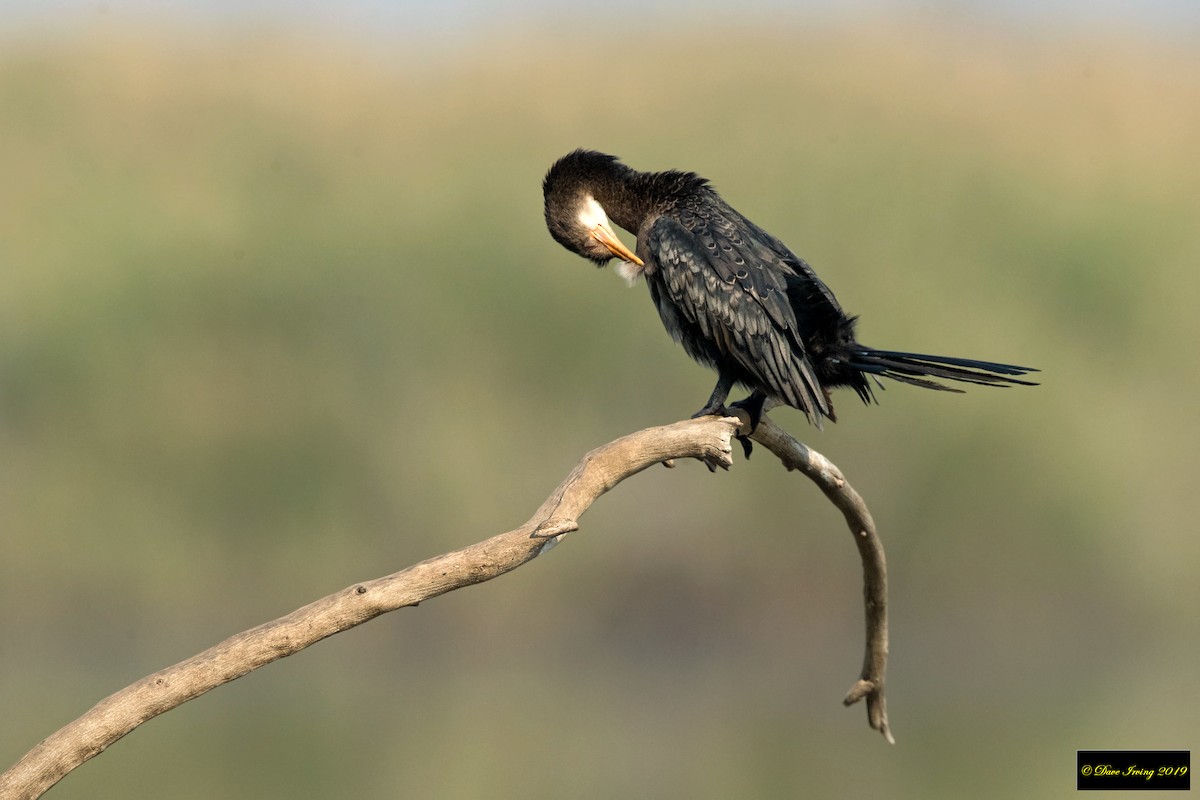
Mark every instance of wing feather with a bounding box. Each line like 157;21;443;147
644;213;830;420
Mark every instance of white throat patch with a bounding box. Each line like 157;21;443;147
577;195;608;229
578;195;643;285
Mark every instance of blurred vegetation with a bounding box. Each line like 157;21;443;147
2;18;1198;799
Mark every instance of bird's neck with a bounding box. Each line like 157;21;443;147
595;169;695;235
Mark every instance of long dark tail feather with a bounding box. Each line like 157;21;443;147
845;347;1039;397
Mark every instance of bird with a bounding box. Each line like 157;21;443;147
542;149;1037;437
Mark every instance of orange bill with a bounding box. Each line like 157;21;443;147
591;223;644;266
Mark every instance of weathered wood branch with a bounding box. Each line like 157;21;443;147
0;414;891;799
748;416;893;744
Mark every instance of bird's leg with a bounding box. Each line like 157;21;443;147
689;371;743;470
726;391;768;460
690;372;760;462
691;370;736;419
729;391;768;433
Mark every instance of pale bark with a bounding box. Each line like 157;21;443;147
0;414;891;800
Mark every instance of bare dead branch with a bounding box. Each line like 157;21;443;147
748;415;893;744
1;413;891;799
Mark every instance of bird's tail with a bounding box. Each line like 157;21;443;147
842;347;1039;398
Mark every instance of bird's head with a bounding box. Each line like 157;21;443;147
543;150;644;270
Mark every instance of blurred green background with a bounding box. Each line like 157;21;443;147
2;6;1198;798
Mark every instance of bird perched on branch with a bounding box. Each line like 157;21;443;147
542;149;1036;435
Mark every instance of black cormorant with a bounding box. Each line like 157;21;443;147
542;149;1036;432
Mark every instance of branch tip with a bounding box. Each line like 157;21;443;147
750;415;891;744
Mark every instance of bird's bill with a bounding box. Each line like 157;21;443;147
591;223;644;266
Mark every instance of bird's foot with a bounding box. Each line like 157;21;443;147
689;403;729;420
726;395;769;459
729;395;766;433
688;404;753;465
735;433;753;460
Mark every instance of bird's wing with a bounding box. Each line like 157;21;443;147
645;212;830;419
737;216;849;328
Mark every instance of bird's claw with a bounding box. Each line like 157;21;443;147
690;402;758;461
729;395;766;433
736;434;753;460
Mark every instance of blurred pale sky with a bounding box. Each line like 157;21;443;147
5;0;1200;41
